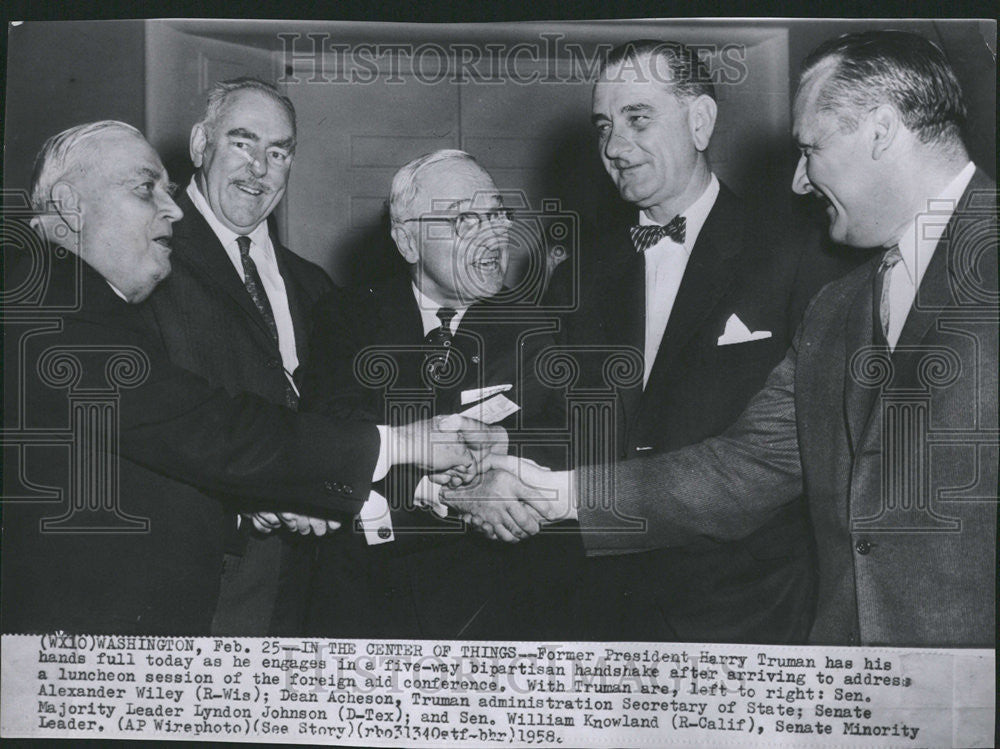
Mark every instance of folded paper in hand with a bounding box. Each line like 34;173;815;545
461;384;512;405
717;313;772;346
459;393;519;423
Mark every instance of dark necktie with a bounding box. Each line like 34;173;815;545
872;245;903;346
630;215;686;254
236;235;297;408
423;306;458;386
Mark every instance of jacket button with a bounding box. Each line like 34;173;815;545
266;357;281;369
343;485;353;495
323;481;334;493
855;539;872;555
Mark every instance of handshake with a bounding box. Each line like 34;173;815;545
250;414;576;542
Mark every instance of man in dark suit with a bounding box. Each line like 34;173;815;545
140;78;334;635
2;121;483;635
299;150;575;639
455;30;997;647
540;40;864;643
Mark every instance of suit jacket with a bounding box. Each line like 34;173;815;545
553;183;868;643
578;170;997;646
139;190;334;635
1;250;378;635
298;272;580;639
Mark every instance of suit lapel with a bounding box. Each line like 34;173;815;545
841;258;882;454
845;171;992;452
602;234;646;436
644;186;742;391
171;191;275;345
894;170;993;352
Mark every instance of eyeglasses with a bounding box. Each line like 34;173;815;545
401;209;514;238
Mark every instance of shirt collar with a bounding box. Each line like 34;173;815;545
895;161;975;287
411;281;468;337
186;178;271;258
638;172;720;255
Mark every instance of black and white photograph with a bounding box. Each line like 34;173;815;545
1;9;996;747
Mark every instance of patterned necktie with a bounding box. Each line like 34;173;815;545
423;307;458;385
236;235;297;408
630;215;686;254
872;245;903;346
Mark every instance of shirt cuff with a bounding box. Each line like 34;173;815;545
414;475;449;518
372;424;391;482
358;489;394;545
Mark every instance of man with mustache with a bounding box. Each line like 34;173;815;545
451;30;997;647
140;77;364;635
2;121;488;635
299;150;572;638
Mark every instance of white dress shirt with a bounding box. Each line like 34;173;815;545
186;179;299;392
640;173;720;386
187;180;395;541
412;282;469;336
885;161;975;349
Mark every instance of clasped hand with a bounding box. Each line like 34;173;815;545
436;454;575;543
251;414;507;536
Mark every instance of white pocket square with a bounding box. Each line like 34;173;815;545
717;313;772;346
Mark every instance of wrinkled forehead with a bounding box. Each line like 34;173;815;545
593;55;677;109
80;130;165;185
411;160;499;214
792;61;836;130
216;89;295;136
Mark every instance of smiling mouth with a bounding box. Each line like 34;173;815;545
471;250;503;273
153;235;172;251
233;181;266;197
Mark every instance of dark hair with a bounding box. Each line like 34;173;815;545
800;30;966;147
600;39;715;101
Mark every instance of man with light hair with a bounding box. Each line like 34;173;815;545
449;30;997;647
3;121;487;635
299;149;577;638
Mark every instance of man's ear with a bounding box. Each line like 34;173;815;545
688;94;718;153
870;104;900;160
50;181;82;235
190;123;208;168
391;224;419;264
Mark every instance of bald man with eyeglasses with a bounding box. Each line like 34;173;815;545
298;149;577;639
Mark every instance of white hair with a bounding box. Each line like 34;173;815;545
30;120;142;212
389;149;480;226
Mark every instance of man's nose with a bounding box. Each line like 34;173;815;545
247;152;268;178
791;154;811;195
160;193;183;222
603;129;630;160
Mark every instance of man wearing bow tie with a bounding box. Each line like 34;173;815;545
457;30;996;648
541;40;864;642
